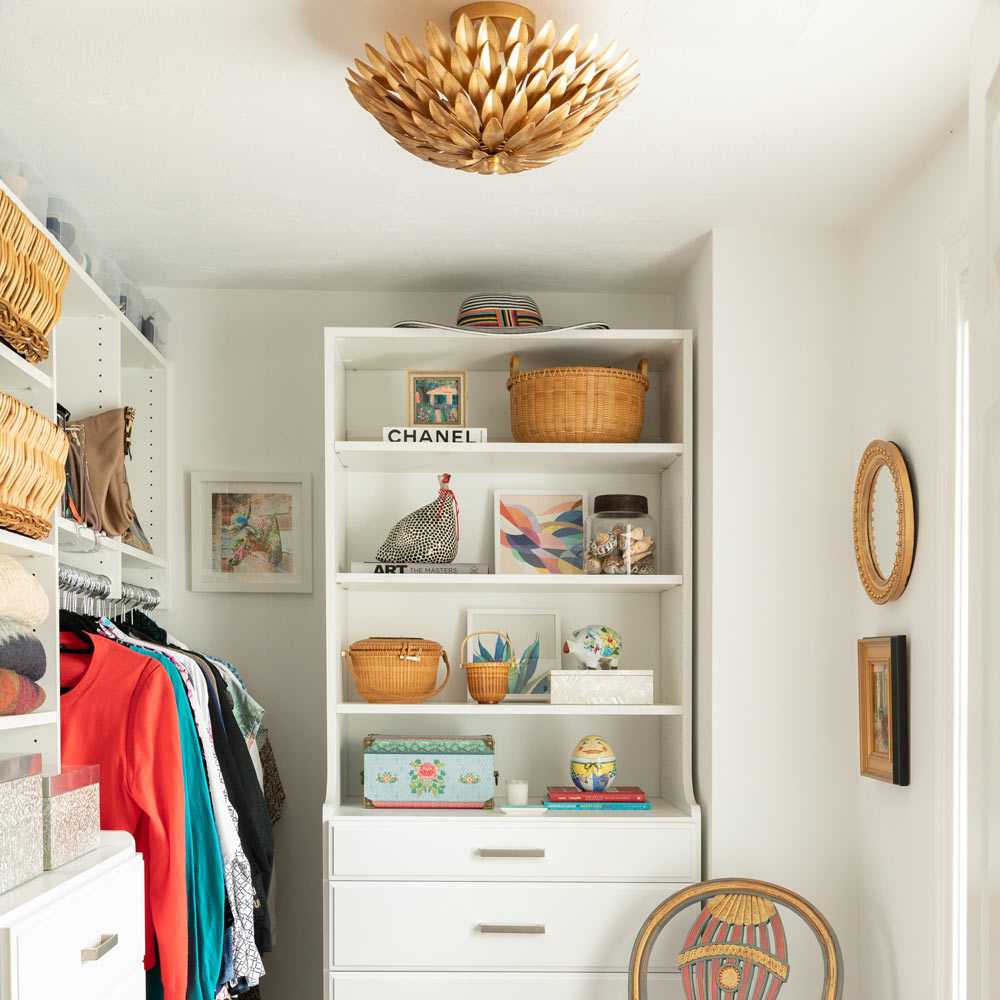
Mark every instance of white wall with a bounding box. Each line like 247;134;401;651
146;289;673;998
695;229;861;994
851;123;967;998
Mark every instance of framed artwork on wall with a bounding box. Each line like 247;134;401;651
191;472;313;593
857;635;909;785
494;489;588;575
406;370;467;426
466;608;561;700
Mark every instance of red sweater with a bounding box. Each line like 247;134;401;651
60;633;187;1000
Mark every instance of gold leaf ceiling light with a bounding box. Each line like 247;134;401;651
346;2;638;174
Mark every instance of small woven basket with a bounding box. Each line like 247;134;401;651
461;631;513;705
507;354;649;443
343;637;450;704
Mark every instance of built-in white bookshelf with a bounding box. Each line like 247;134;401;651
0;178;169;774
323;326;697;994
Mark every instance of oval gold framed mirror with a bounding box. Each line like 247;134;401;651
853;439;915;604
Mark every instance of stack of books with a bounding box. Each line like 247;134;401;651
543;786;650;811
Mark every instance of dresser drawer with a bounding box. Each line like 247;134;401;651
105;965;145;1000
13;856;144;1000
329;971;683;999
330;881;678;971
329;819;697;880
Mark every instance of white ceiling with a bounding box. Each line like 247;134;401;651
0;0;977;292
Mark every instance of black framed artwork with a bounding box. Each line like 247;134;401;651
857;635;909;786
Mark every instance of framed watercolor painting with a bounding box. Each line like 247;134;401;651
191;472;313;593
407;370;467;427
467;609;561;701
494;490;588;575
857;635;908;785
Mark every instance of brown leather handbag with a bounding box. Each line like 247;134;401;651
72;406;153;552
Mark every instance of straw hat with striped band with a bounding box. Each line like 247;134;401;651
394;294;608;334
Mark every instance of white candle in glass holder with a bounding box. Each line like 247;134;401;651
506;779;529;806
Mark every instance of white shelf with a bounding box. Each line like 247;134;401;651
56;516;166;568
335;441;683;474
0;179;166;371
0;713;57;732
120;316;166;369
336;572;681;593
336;702;682;716
0;527;55;557
329;328;686;371
329;797;692;822
0;342;51;392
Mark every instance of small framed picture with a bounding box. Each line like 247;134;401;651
467;608;561;701
407;370;467;427
494;489;588;575
191;472;313;593
857;635;908;785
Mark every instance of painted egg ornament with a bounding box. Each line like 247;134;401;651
570;734;617;792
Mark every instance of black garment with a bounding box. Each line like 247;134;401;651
196;653;275;954
186;651;275;953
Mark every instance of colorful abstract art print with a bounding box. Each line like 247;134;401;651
467;609;561;701
191;472;313;593
407;370;467;427
857;635;908;785
494;490;588;575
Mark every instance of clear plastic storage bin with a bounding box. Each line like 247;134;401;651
142;299;170;351
120;278;145;330
46;197;85;263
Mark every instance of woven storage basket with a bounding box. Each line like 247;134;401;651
0;191;70;364
0;391;67;539
344;637;450;704
507;354;649;443
461;631;513;705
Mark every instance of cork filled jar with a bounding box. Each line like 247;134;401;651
584;494;657;575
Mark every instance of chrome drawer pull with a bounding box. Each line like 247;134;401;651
479;924;546;934
81;933;118;962
478;848;545;859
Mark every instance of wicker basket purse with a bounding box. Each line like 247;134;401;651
343;637;451;704
507;354;649;443
0;190;70;364
461;631;514;705
0;391;68;539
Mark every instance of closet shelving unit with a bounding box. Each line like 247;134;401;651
0;178;169;775
324;327;699;999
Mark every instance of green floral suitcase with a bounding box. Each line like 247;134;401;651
362;734;497;809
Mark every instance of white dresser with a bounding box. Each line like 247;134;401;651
0;832;144;1000
324;327;699;998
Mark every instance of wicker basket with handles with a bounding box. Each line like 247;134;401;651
343;637;450;704
461;631;514;705
506;353;649;443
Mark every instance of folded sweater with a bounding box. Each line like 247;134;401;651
0;555;49;627
0;667;46;715
0;619;46;681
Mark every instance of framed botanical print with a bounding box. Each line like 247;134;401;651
857;635;908;785
494;489;587;574
191;472;313;593
407;370;467;426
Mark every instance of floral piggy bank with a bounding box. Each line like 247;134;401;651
563;625;623;670
570;734;617;792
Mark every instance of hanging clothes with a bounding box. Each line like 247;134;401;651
96;621;266;986
60;632;188;1000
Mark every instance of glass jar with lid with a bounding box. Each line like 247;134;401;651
584;494;657;575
